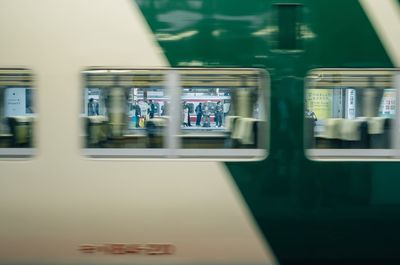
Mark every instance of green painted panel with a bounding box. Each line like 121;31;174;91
136;0;400;263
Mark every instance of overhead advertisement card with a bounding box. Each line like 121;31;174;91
4;87;26;117
345;88;356;119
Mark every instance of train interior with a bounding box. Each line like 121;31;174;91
81;68;268;158
0;68;268;159
305;69;400;159
3;68;400;160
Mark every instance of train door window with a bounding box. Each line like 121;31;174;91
0;69;35;158
82;68;269;159
305;69;400;160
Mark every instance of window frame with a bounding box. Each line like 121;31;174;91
0;68;36;159
82;68;269;161
304;68;400;161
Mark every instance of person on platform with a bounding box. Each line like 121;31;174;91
202;102;210;127
148;100;155;119
88;98;99;116
131;100;141;128
195;102;203;126
215;101;223;127
182;102;191;127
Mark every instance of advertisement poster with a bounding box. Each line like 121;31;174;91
4;87;26;117
379;88;396;118
306;89;333;119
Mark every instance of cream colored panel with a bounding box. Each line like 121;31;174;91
360;0;400;66
0;0;276;264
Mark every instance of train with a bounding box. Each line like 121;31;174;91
1;0;400;264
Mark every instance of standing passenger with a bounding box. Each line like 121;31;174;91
186;103;191;127
161;102;168;116
131;100;141;128
202;102;210;127
215;101;223;127
182;101;188;127
148;100;155;119
88;98;99;116
195;102;203;126
182;102;191;127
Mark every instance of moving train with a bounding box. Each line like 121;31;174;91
1;0;400;264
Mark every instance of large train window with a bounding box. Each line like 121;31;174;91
0;69;35;158
305;69;400;160
82;68;268;159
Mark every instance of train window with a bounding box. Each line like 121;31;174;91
178;69;267;158
82;69;268;159
82;69;169;157
0;69;35;158
305;69;400;160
